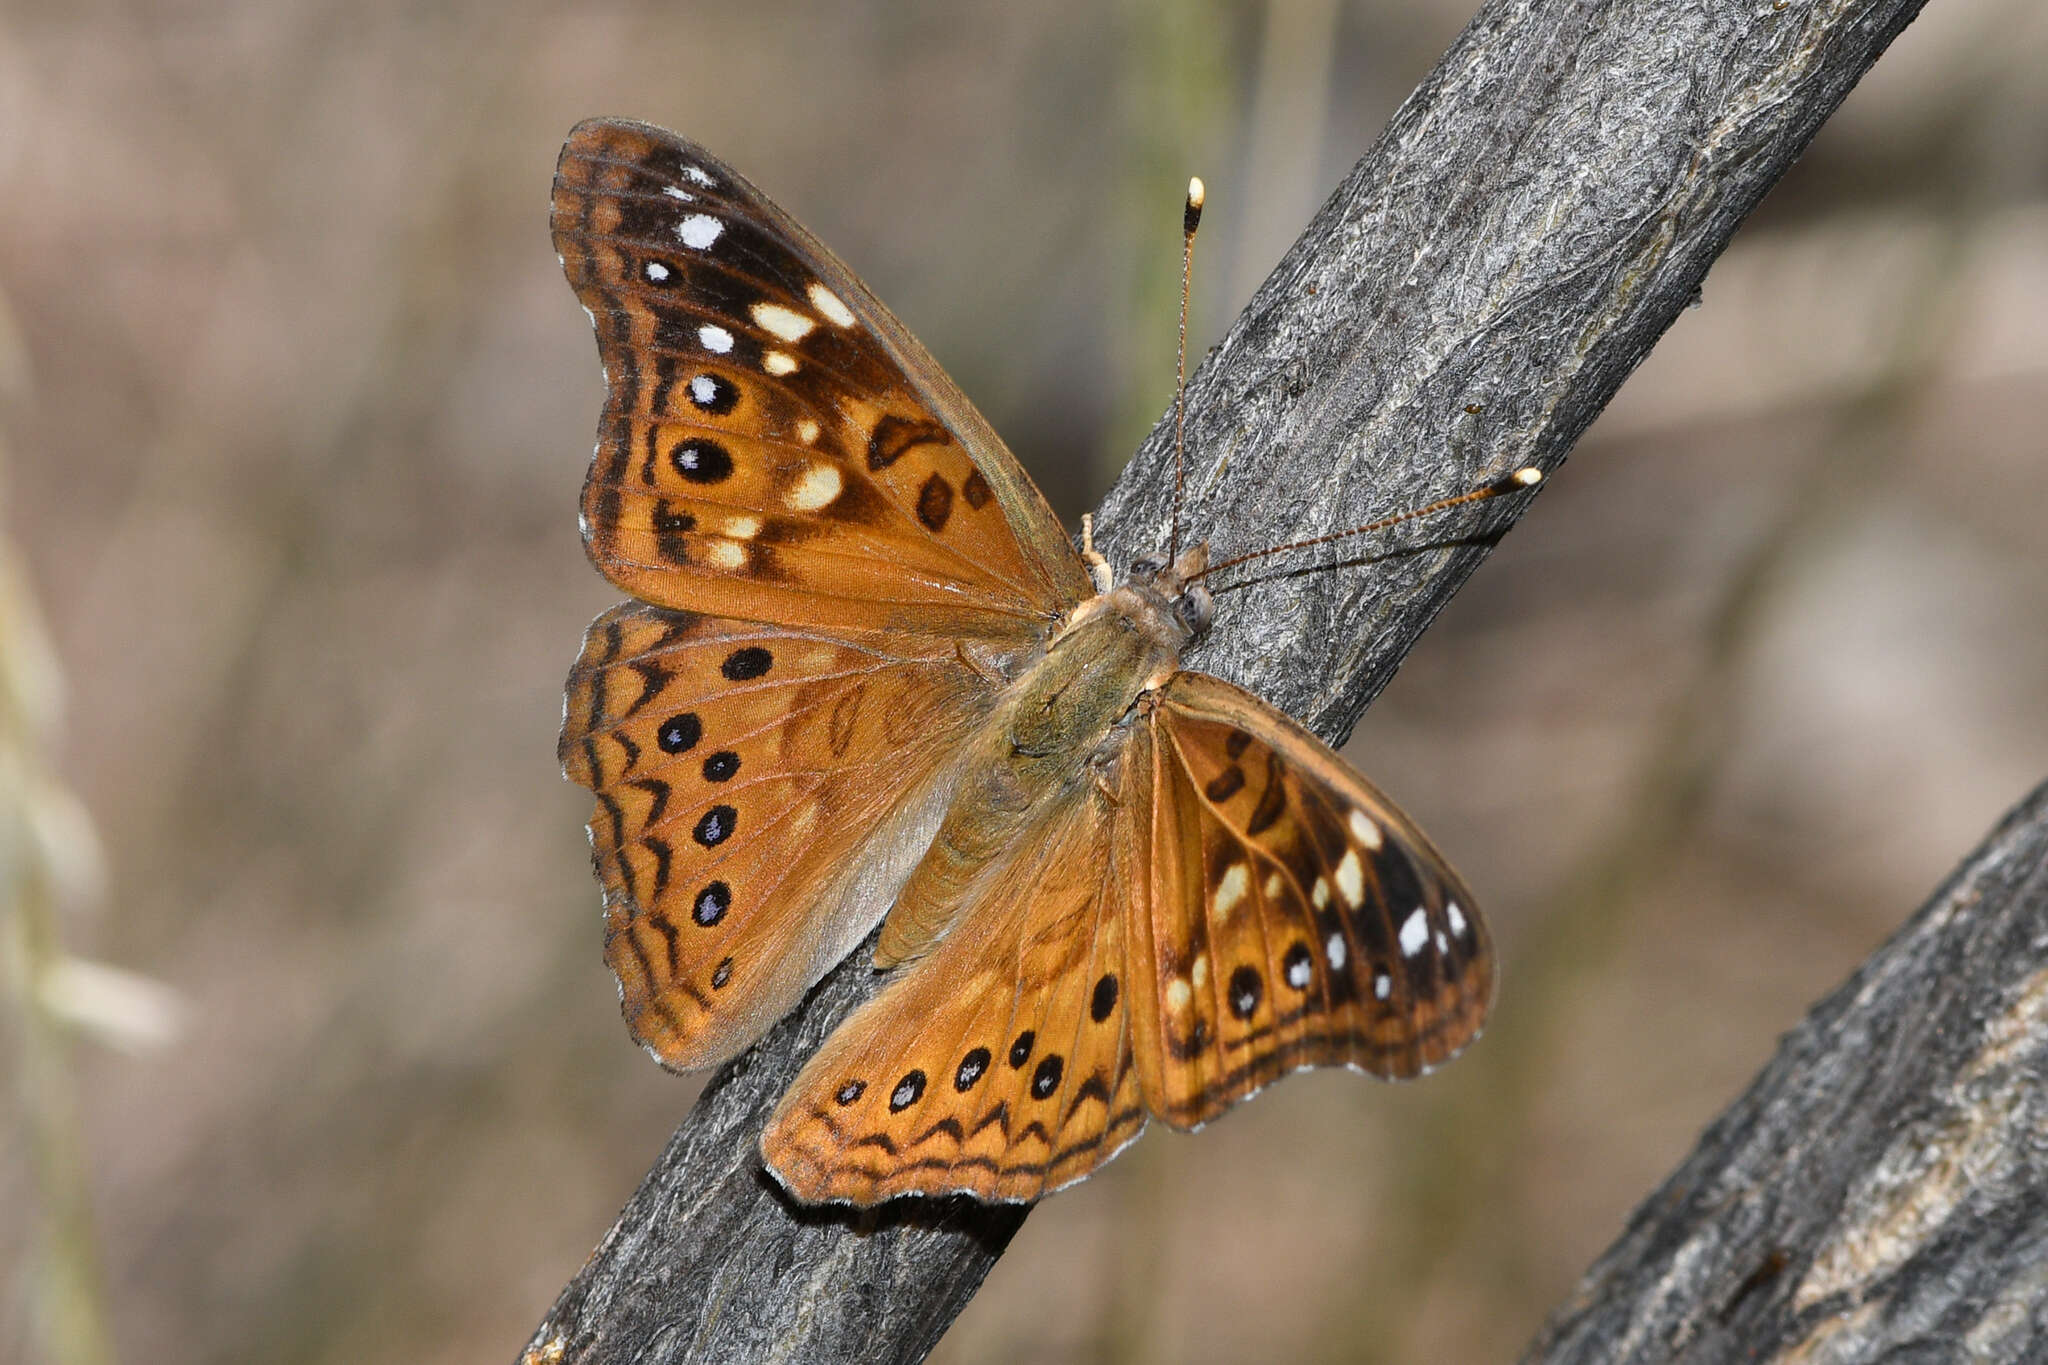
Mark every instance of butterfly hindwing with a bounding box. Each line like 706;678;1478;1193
562;603;1000;1070
761;741;1152;1204
552;119;1089;641
1133;672;1495;1130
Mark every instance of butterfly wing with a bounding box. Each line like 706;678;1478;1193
760;734;1153;1204
552;119;1090;641
757;664;1496;1205
1131;671;1495;1130
562;603;1002;1071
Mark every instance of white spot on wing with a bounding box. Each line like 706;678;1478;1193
661;185;696;202
1325;932;1347;970
1375;972;1392;1000
706;540;746;570
644;261;672;282
1286;954;1312;989
1349;810;1383;849
698;324;733;353
1335;849;1364;908
689;374;719;406
1191;954;1209;989
796;419;820;444
1213;864;1249;920
1447;900;1468;937
763;350;798;376
751;302;817;342
683;164;717;187
1399;908;1430;957
1312;878;1330;910
890;1076;918;1107
1263;871;1284;900
787;463;843;511
676;214;723;249
725;515;761;539
1166;978;1192;1011
1436;929;1450;954
809;283;855;327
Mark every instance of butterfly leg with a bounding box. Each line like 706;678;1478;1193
1079;514;1115;596
952;639;1012;688
1088;752;1124;806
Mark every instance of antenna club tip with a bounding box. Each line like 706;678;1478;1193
1511;467;1543;487
1184;177;1206;233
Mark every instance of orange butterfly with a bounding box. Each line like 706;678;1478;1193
554;118;1502;1205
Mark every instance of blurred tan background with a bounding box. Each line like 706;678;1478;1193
2;2;2044;1363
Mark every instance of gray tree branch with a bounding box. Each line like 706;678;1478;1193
1522;777;2048;1363
520;0;1933;1360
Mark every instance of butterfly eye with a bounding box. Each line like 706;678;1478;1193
1175;583;1215;637
1127;554;1169;585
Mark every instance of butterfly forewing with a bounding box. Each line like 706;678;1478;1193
762;748;1151;1204
552;119;1088;640
562;603;999;1070
1134;672;1495;1130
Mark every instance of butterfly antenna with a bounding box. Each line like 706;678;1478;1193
1170;175;1204;566
1197;466;1544;589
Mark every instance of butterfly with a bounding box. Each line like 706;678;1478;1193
553;117;1499;1206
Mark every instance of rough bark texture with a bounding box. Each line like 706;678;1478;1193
1522;778;2048;1364
521;0;1933;1360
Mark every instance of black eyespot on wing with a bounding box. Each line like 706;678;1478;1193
954;1047;991;1092
671;438;733;484
1009;1030;1035;1068
961;471;992;509
888;1069;927;1112
693;805;737;847
710;956;733;989
692;881;730;926
1090;973;1118;1023
686;372;739;415
658;712;702;754
721;646;773;680
1030;1055;1064;1100
1228;965;1264;1019
1282;941;1315;991
916;473;953;531
835;1079;865;1106
701;750;740;781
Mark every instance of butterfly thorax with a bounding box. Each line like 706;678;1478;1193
871;545;1212;968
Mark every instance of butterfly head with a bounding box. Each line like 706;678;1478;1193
1124;542;1215;642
